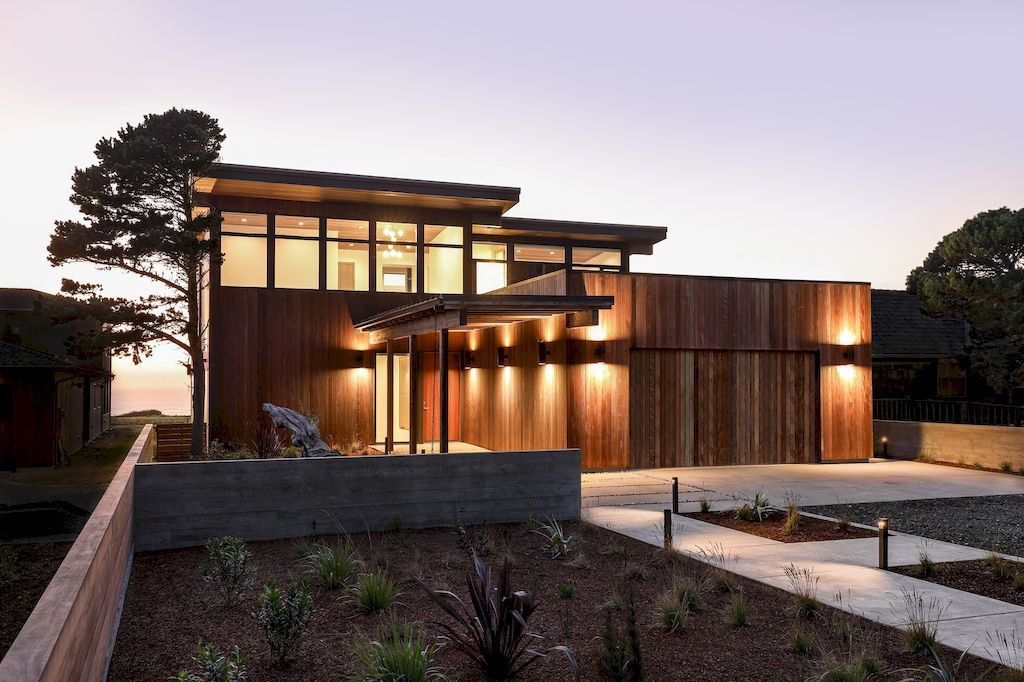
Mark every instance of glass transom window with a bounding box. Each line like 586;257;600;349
514;244;565;263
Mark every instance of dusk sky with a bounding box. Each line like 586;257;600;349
2;1;1022;406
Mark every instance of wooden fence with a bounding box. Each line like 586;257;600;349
155;422;205;461
0;425;154;682
873;398;1024;427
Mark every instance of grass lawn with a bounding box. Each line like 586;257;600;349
4;425;143;489
111;414;190;426
107;521;1005;681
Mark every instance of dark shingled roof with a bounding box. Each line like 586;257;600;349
0;341;105;374
871;289;968;359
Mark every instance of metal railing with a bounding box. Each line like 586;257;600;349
873;398;1024;427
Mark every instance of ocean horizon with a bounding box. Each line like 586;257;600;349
112;387;191;416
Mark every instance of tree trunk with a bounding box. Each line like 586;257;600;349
191;349;205;457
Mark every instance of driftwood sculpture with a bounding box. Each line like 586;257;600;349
262;403;339;457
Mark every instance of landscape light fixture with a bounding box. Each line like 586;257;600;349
880;436;889;458
877;517;889;569
663;509;673;550
671;477;679;515
497;347;509;368
538;341;551;366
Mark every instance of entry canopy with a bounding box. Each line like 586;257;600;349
354;294;613;344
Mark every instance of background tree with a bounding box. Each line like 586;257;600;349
46;108;224;456
907;207;1024;395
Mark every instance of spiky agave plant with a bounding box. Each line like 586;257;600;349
418;553;575;681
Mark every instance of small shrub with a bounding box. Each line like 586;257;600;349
736;491;771;522
599;594;642;681
557;579;577;600
659;597;688;633
790;628;813;656
672;579;702;613
252;579;314;664
624;561;650;583
784;564;821;619
202;536;253;604
696;543;738;593
419;553;576;681
892;587;944;654
303;540;360;590
782;490;801;535
1013;574;1024;592
250;418;282;459
352;570;399;613
819;654;881;681
1001;461;1013;473
698;497;711;513
985;552;1011;580
726;594;748;627
353;618;445;682
534;516;575;559
917;550;936;578
985;629;1024;679
171;642;246;682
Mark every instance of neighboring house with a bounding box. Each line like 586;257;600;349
870;289;969;400
199;163;872;469
0;289;112;470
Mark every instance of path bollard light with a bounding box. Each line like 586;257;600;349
878;517;889;569
664;509;673;550
671;477;679;515
881;436;889;458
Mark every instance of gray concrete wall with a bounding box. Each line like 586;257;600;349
133;449;581;551
874;419;1024;471
0;424;154;682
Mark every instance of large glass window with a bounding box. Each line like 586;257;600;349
473;241;507;293
220;212;268;287
572;247;622;271
327;219;369;291
424;225;463;294
275;215;319;237
514;244;565;263
377;244;417;292
274;216;319;289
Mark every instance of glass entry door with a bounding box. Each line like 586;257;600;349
374;353;410;444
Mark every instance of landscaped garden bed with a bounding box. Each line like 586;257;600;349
806;495;1024;556
107;521;1005;681
893;556;1024;608
0;542;73;658
685;510;876;543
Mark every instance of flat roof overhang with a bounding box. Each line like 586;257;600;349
354;294;614;344
195;163;521;213
479;216;668;255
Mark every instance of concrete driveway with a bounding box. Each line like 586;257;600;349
582;459;1024;510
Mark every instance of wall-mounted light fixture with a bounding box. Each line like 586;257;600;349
592;341;607;365
841;346;854;364
497;347;509;368
463;351;475;370
537;341;550;366
352;350;368;369
837;363;856;381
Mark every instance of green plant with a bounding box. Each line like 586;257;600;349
302;540;360;590
726;594;747;627
985;552;1011;580
696;543;738;593
624;561;649;583
672;579;702;613
598;594;642;682
784;564;821;619
1013;574;1024;592
419;553;575;681
892;587;945;654
736;491;771;522
557;579;576;640
782;490;801;535
353;618;446;682
1001;461;1013;473
171;642;246;682
252;579;314;664
557;579;577;600
698;497;711;513
819;654;881;681
659;597;688;633
917;550;936;578
790;628;813;656
202;536;253;604
352;570;400;613
902;644;987;682
985;629;1024;680
534;516;575;559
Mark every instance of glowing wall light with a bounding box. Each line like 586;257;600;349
537;341;551;366
463;351;475;370
592;341;606;365
497;346;509;368
837;363;856;381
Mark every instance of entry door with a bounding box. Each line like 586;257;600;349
374;354;409;443
630;350;820;468
420;352;461;445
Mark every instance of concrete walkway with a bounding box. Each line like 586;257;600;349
583;459;1024;509
584;504;1024;668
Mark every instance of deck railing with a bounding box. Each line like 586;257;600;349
873;398;1024;427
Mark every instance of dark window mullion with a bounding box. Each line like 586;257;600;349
267;214;275;289
319;217;327;290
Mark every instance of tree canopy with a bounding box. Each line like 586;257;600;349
46;108;224;453
907;206;1024;393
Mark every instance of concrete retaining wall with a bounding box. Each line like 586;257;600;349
874;419;1024;471
134;449;581;551
0;425;154;682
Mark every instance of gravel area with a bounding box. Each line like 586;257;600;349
805;495;1024;556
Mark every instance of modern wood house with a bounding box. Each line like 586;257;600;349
200;164;872;469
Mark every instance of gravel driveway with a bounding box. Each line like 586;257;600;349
806;494;1024;557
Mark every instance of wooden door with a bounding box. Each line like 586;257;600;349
630;350;819;468
420;351;461;445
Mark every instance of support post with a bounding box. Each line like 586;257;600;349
663;509;673;550
671;477;679;515
386;340;394;453
408;335;419;456
439;328;449;453
878;517;889;569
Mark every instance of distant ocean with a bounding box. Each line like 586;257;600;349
112;387;192;416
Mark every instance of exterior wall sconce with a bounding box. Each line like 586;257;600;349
538;341;550;366
497;347;509;368
463;351;475;370
352;350;367;369
877;517;889;569
592;341;606;364
841;346;854;363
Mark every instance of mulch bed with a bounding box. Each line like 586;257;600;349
892;559;1024;607
105;522;1002;681
685;510;876;543
0;542;73;658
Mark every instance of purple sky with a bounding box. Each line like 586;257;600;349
2;1;1022;396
